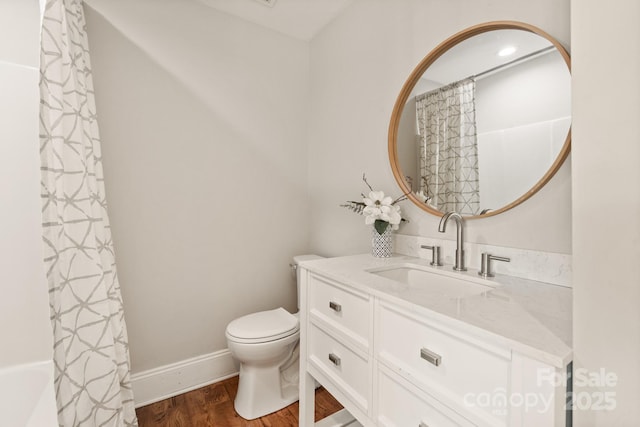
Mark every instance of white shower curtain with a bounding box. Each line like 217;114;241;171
39;0;138;425
416;78;480;215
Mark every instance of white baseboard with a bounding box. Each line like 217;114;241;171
131;349;239;408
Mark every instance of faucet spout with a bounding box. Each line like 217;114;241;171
438;211;466;271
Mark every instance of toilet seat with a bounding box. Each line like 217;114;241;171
226;307;299;344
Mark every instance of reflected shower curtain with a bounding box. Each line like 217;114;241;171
39;0;138;425
416;78;480;215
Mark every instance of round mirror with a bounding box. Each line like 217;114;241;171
389;21;571;218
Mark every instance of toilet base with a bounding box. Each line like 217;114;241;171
225;307;303;420
233;359;299;420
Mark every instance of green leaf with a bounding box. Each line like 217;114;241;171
374;220;389;235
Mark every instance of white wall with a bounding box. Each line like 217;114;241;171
0;0;52;367
83;0;310;373
572;0;640;423
476;52;571;210
477;52;571;132
307;0;571;256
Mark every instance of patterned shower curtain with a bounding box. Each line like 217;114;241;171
39;0;138;425
416;78;480;215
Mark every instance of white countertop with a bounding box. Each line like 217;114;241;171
301;254;572;368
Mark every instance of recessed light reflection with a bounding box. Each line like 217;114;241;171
497;46;517;57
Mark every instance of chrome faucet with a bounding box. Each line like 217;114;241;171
438;211;466;271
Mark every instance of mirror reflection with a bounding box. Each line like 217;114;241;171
393;26;571;217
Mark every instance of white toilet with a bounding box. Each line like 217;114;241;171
225;254;323;420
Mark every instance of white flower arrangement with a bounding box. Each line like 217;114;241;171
341;174;407;235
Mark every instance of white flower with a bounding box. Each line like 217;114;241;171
362;191;403;229
364;191;393;208
363;206;382;224
341;175;407;233
379;205;402;229
362;205;380;216
363;191;394;225
364;211;377;225
387;205;402;226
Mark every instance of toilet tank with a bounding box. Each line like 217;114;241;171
292;254;324;310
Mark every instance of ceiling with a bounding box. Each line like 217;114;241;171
195;0;354;41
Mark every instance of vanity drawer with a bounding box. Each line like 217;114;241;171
308;274;370;347
377;303;510;425
378;366;475;427
308;323;370;413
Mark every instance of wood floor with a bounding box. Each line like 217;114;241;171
136;375;343;427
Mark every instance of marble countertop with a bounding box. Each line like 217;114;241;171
300;254;572;368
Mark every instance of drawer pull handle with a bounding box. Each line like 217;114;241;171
328;353;341;366
329;301;342;312
419;423;430;427
420;347;442;367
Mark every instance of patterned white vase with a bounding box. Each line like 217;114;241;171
371;226;393;258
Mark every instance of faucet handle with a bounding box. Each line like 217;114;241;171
421;245;443;266
478;253;510;278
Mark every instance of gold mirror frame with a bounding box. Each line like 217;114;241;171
388;21;571;219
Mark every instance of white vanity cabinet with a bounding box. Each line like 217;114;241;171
300;273;374;423
299;256;572;427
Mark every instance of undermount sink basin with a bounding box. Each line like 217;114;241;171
368;263;496;298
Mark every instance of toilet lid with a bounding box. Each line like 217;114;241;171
226;307;299;343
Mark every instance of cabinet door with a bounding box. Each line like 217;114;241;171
308;323;371;413
309;274;371;350
509;353;567;427
378;365;476;427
